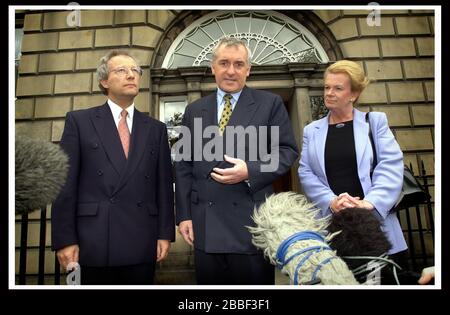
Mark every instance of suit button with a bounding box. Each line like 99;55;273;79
208;202;213;207
92;142;99;149
110;197;116;204
137;201;143;207
97;170;103;176
145;174;150;179
151;150;155;155
233;202;238;206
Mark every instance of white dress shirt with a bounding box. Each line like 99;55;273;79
216;88;242;123
108;99;135;134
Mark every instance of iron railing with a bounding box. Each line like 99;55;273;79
395;160;435;272
15;159;435;285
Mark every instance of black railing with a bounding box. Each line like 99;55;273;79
16;159;435;284
395;160;435;272
17;208;61;285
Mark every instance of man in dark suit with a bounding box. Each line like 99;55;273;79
175;37;299;284
51;50;175;285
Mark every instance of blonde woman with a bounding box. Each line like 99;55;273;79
298;60;408;279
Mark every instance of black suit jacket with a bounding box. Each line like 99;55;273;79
51;103;175;267
175;87;299;254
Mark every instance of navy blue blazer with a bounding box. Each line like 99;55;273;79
175;87;299;254
298;108;407;254
51;103;175;267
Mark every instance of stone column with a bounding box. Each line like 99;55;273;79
179;67;208;104
149;68;165;119
288;63;326;193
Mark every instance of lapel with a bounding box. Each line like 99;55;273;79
353;108;370;171
313;113;330;178
200;92;218;127
313;109;370;177
90;103;126;176
201;87;259;167
113;109;151;195
226;86;258;128
198;92;220;175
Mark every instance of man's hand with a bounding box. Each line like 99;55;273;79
178;220;194;246
56;244;79;270
156;239;171;262
210;155;248;184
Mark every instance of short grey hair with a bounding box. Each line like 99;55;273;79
211;37;252;65
96;50;139;95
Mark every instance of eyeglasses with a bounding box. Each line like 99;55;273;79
110;66;143;77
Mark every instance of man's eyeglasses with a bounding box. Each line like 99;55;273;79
110;66;143;77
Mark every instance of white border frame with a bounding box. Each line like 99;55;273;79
9;4;441;290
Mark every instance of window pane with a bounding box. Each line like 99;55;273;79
162;11;328;68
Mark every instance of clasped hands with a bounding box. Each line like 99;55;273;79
210;155;248;184
330;192;374;213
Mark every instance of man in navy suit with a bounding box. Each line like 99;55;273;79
51;51;175;285
175;37;299;284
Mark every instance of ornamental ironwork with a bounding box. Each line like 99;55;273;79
162;11;328;68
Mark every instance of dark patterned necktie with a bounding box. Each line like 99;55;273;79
218;94;233;135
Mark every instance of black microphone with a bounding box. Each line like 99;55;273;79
15;137;69;215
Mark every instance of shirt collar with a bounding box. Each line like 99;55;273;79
217;88;242;105
107;99;135;121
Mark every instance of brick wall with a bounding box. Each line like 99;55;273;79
16;9;176;143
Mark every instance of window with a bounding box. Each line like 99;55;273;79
159;96;187;154
162;11;328;69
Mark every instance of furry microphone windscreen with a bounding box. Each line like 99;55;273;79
249;192;359;285
327;208;392;271
15;136;69;215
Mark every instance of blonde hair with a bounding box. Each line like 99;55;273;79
325;60;370;93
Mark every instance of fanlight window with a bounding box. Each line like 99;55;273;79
162;11;328;68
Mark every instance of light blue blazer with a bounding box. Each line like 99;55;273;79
298;108;407;254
